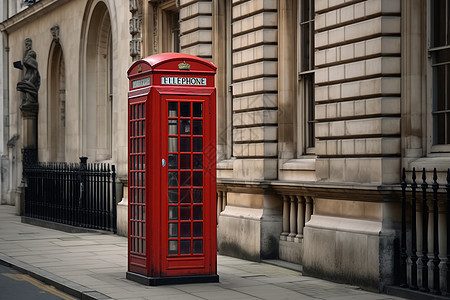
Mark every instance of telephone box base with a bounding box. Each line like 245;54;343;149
126;271;219;286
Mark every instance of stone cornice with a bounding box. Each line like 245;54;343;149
0;0;72;34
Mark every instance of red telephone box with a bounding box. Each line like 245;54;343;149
126;53;218;285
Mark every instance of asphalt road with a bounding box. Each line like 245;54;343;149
0;264;77;300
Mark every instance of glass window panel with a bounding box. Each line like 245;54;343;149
180;206;191;220
169;137;178;152
193;102;202;117
436;65;446;111
180;240;191;254
180;137;191;152
168;102;178;117
180;154;191;169
180;172;191;186
193;222;203;237
169;240;178;255
193;155;203;169
169;119;178;135
169;206;178;220
193;172;203;187
180;120;191;135
436;113;446;144
142;139;145;152
193;240;203;254
169;223;178;238
168;154;178;169
193;120;203;135
193;206;203;220
180;189;191;203
180;102;191;117
193;137;202;152
168;189;178;203
180;223;191;237
193;189;203;203
169;172;178;187
142;121;145;135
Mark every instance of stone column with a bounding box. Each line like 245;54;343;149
217;191;223;225
296;196;305;240
281;195;289;240
288;195;297;240
305;196;313;223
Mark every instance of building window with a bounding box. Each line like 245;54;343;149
430;0;450;146
159;1;180;53
299;0;315;152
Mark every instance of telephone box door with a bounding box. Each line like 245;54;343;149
161;94;216;276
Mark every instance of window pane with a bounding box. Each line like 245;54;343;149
169;223;178;238
180;119;191;135
180;206;191;220
169;172;178;187
193;154;203;169
169;206;178;220
180;154;191;169
180;171;191;186
180;137;191;152
193;120;203;135
180;189;191;203
193;189;203;203
193;102;202;117
193;240;203;254
180;223;191;237
180;102;190;117
168;154;178;169
193;222;203;237
193;206;203;220
193;172;202;187
180;240;191;254
193;137;202;152
168;189;178;203
169;119;178;135
169;137;178;152
168;102;178;117
169;240;178;255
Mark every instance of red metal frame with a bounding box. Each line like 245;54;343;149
127;54;217;284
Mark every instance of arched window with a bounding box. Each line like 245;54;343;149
83;1;113;161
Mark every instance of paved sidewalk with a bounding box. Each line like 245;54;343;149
0;205;404;300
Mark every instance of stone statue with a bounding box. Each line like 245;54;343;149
17;38;40;109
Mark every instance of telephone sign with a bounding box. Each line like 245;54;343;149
126;53;218;285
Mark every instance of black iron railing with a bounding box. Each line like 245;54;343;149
23;157;117;233
397;167;450;295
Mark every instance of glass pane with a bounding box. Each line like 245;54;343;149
169;137;178;152
168;189;178;203
436;113;446;144
180;206;191;220
168;154;178;169
169;240;178;255
180;137;191;152
193;172;203;187
169;172;178;187
193;240;203;254
193;155;202;169
180;240;191;254
193;102;202;117
193;206;203;220
142;121;145;135
193;120;203;135
193;189;203;203
180;172;191;186
180;154;191;169
169;206;178;220
436;65;445;111
168;102;178;117
193;137;202;152
180;189;191;203
180;102;190;117
180;223;191;237
193;222;203;237
180;119;191;135
169;119;178;135
169;223;178;238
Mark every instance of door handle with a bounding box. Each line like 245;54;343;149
162;158;166;167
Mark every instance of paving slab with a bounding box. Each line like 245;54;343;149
0;205;407;300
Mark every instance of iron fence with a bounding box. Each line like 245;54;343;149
397;167;450;296
23;157;117;233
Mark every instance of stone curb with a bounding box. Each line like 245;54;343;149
0;253;112;300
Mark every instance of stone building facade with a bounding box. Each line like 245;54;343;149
1;0;449;293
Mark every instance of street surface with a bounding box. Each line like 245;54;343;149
0;264;77;299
